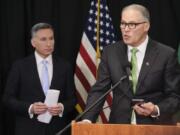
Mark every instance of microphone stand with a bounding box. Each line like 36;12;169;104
56;75;127;135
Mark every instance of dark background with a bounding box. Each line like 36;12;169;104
0;0;180;134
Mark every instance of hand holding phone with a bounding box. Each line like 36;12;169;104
131;99;145;106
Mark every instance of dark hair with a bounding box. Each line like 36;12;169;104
31;23;54;38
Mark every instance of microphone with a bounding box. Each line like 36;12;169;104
102;63;132;110
55;75;127;135
125;62;132;81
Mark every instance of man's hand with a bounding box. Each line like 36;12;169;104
133;102;158;116
30;102;48;115
48;103;64;116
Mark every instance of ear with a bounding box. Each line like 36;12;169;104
144;22;150;32
31;38;36;48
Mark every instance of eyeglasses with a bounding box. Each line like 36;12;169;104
120;22;146;29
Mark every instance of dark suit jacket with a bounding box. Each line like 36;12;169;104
82;38;180;125
3;54;76;135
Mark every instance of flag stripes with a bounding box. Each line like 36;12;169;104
75;0;117;122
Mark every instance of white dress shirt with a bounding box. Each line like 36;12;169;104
127;36;160;124
127;36;148;79
28;52;64;118
35;51;53;86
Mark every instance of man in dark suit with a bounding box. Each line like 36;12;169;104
82;4;180;124
3;23;76;135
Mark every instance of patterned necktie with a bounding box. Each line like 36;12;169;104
131;48;138;94
41;60;49;95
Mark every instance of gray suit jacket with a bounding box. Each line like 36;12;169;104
82;38;180;125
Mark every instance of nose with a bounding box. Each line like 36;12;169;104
47;40;52;46
124;25;130;31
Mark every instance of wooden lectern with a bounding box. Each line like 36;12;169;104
72;122;180;135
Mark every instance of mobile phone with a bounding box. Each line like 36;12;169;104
131;98;144;106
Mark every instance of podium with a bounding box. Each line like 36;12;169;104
72;122;180;135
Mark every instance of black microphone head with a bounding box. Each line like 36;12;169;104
124;62;132;80
127;62;132;70
123;61;132;72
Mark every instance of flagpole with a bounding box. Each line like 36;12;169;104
96;0;101;76
74;0;117;124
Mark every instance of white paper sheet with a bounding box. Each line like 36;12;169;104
37;89;60;123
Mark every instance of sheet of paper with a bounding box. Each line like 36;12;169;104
37;89;60;123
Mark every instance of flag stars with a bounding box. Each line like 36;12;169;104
100;29;104;34
106;22;110;27
91;1;94;6
100;13;103;17
75;0;117;122
100;21;104;25
93;36;97;41
100;37;104;42
94;28;97;32
96;3;103;9
85;1;117;47
94;19;98;24
109;18;112;21
106;39;110;44
88;18;93;23
88;26;92;31
106;14;109;19
106;31;110;35
89;9;93;14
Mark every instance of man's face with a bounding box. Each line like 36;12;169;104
31;28;54;58
120;9;150;47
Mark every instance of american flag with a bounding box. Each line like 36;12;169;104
74;0;117;123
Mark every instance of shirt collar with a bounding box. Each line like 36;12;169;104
35;51;52;65
128;35;149;54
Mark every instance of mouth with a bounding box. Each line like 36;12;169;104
123;34;130;40
45;48;53;52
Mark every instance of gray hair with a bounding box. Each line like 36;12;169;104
31;23;53;38
122;4;150;22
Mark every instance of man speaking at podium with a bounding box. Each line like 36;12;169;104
82;4;180;125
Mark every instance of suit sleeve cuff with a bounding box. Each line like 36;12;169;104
82;119;92;123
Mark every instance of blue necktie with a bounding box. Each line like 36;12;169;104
41;60;49;95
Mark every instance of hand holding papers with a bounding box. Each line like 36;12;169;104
37;89;60;123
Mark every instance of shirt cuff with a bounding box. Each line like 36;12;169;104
151;105;160;118
82;119;92;123
28;104;34;119
58;103;64;117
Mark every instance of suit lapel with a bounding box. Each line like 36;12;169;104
50;56;58;89
136;39;159;91
31;55;46;97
